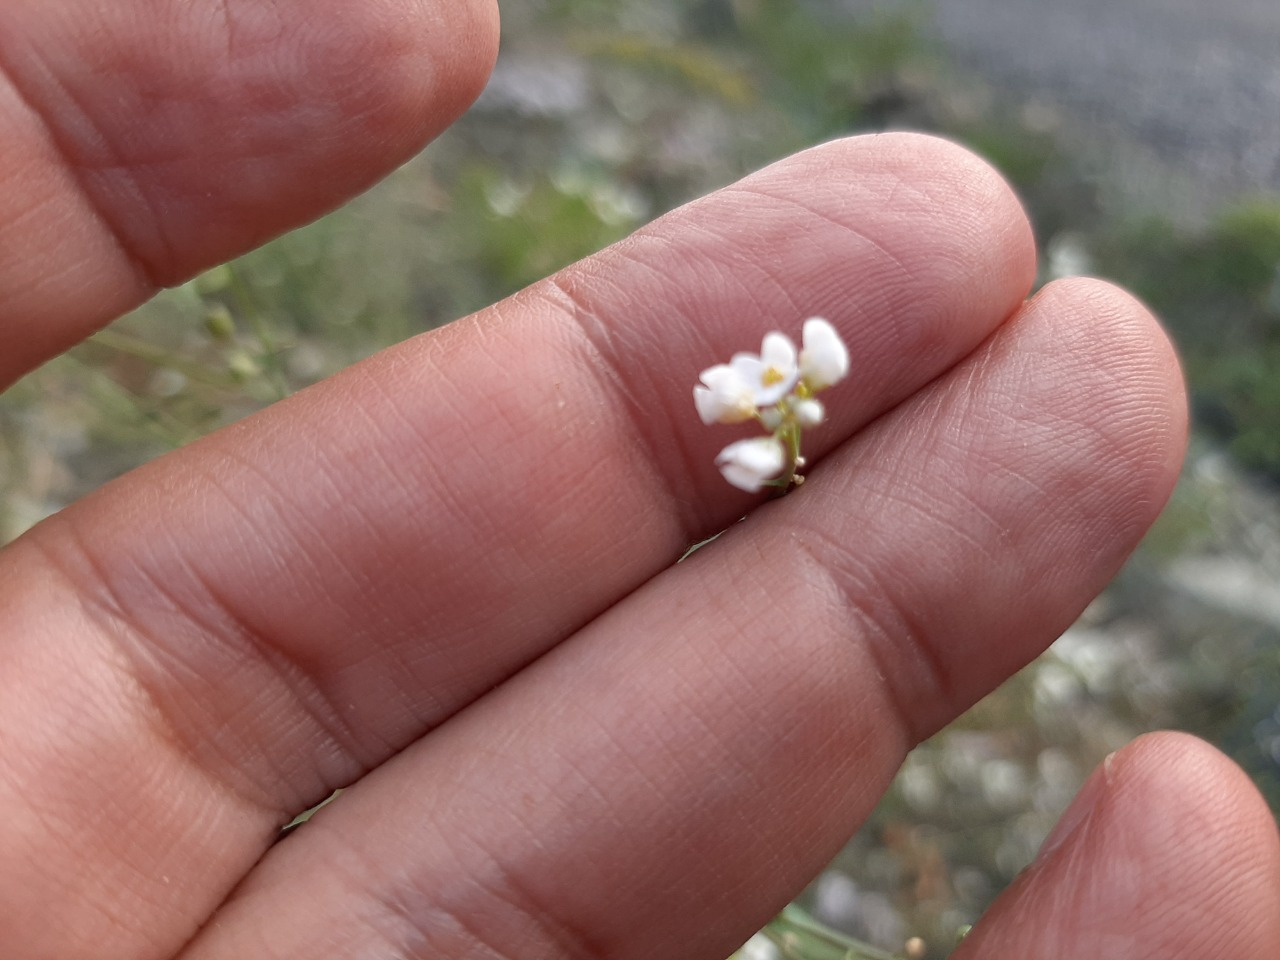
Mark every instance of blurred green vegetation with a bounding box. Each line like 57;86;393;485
2;2;1278;958
1100;201;1280;477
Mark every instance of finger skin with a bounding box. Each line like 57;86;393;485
0;134;1035;959
0;0;499;386
956;732;1280;959
174;280;1186;959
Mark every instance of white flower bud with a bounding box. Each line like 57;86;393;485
715;437;786;492
799;316;849;390
759;405;785;431
793;397;825;427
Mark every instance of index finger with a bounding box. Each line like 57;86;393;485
0;0;499;386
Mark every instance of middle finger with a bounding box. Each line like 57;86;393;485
11;133;1033;874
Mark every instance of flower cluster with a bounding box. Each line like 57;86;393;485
694;317;849;492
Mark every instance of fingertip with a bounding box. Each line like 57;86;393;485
1032;275;1187;417
1026;276;1189;539
1107;731;1280;893
864;131;1038;273
1083;732;1280;951
765;131;1039;306
374;0;500;138
175;0;502;281
961;732;1280;959
0;0;503;292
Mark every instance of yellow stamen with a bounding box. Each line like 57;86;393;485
762;366;784;386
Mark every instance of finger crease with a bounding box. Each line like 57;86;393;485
0;37;162;289
788;526;952;747
538;270;705;544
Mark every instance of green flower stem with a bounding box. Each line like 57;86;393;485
226;264;291;401
768;418;805;495
89;330;242;390
60;353;194;447
762;906;903;960
782;423;800;487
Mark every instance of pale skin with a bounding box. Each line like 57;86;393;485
0;2;1277;958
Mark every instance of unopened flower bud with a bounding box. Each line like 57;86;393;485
759;406;785;431
715;437;786;492
228;351;261;383
794;398;825;428
203;305;237;342
193;264;233;296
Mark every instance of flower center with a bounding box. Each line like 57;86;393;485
762;366;785;386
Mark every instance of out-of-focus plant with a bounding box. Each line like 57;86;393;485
1094;199;1280;479
441;164;643;304
727;1;931;137
730;905;930;960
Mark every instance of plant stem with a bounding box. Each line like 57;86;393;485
227;265;291;401
89;330;240;390
762;906;903;960
770;420;805;496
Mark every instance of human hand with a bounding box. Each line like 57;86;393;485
1;3;1276;958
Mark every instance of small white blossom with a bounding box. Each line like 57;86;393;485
715;437;786;492
799;317;849;390
793;397;825;428
695;316;849;493
694;364;756;425
729;331;799;406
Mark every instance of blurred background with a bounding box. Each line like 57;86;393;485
2;1;1278;957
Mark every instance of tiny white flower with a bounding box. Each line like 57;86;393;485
729;332;799;406
694;364;756;425
793;397;825;427
695;318;845;492
715;437;786;492
799;317;849;390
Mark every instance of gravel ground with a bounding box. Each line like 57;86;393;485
846;0;1280;212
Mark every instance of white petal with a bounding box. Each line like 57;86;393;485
799;317;849;390
760;331;797;371
695;365;756;424
715;437;786;492
693;386;720;425
729;343;799;407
